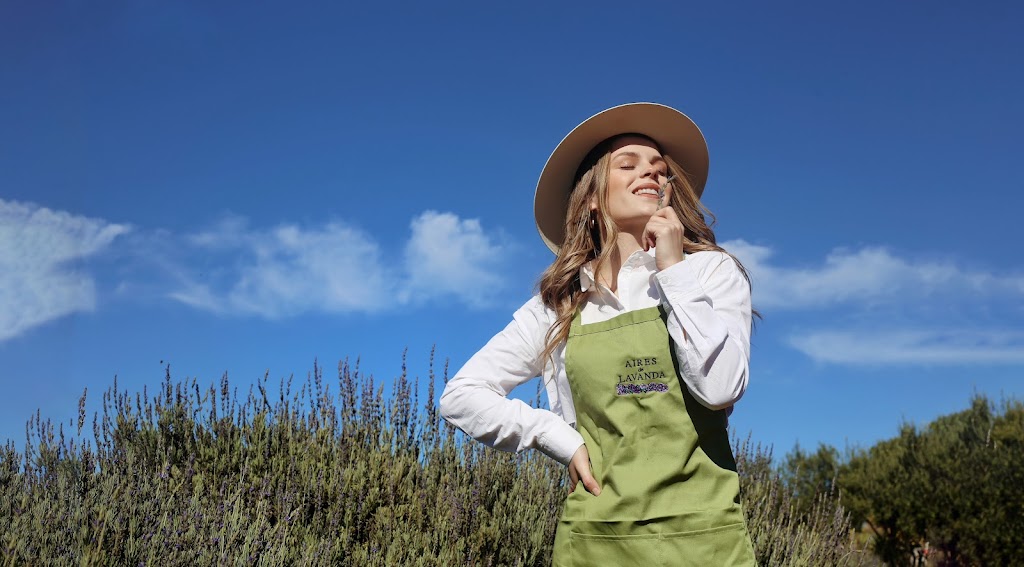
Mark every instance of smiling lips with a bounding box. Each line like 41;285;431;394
632;184;662;199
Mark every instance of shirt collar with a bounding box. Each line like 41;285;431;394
579;247;657;292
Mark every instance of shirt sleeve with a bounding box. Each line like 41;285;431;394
653;252;752;410
439;295;586;465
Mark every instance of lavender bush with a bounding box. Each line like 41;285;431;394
0;351;865;566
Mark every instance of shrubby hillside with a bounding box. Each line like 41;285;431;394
2;352;869;565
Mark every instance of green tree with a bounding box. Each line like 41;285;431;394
839;394;1024;566
781;442;841;518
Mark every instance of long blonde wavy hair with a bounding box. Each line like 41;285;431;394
536;134;755;369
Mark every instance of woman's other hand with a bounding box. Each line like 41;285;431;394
568;445;601;496
642;207;686;271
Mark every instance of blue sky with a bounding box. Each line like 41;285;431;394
2;1;1022;459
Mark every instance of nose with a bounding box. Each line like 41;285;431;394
641;162;659;179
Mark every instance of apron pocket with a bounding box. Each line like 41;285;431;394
569;522;756;567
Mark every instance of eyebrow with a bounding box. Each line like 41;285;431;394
612;151;665;163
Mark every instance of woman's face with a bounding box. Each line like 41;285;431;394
596;135;671;233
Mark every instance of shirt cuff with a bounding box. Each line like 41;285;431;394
538;424;586;465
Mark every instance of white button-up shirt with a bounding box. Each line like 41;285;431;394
439;248;753;465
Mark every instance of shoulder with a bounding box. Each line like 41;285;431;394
686;249;730;266
682;250;741;276
684;250;750;292
512;294;556;330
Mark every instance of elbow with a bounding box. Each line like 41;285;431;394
694;366;748;411
692;338;749;410
438;386;459;425
438;380;489;428
696;390;742;411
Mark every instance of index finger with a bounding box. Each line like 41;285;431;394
653;206;680;222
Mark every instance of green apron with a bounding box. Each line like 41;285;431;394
552;306;757;566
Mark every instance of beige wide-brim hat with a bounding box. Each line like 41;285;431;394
534;102;709;254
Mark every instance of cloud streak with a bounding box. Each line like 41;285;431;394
787;329;1024;365
171;219;394;317
171;210;511;317
0;199;130;342
721;239;1024;367
1;198;514;341
724;239;1024;310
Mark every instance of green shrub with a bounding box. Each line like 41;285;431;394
1;352;863;566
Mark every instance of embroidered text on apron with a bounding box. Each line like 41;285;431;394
551;306;757;566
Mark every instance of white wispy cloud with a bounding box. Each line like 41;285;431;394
721;239;1024;366
724;239;1024;310
401;211;506;307
171;219;395;317
0;199;130;342
171;210;510;317
787;329;1024;365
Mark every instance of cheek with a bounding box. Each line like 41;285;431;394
608;172;631;196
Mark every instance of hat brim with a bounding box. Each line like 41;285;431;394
534;102;709;254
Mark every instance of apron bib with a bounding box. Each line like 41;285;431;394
551;307;757;566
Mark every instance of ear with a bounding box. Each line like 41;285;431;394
589;197;598;212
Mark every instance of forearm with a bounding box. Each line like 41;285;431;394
439;296;586;465
655;253;752;409
440;380;584;464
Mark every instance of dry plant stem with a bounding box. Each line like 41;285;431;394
657;175;676;209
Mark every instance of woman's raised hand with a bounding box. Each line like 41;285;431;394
642;207;686;271
568;445;601;496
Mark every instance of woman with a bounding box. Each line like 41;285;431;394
440;102;757;565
